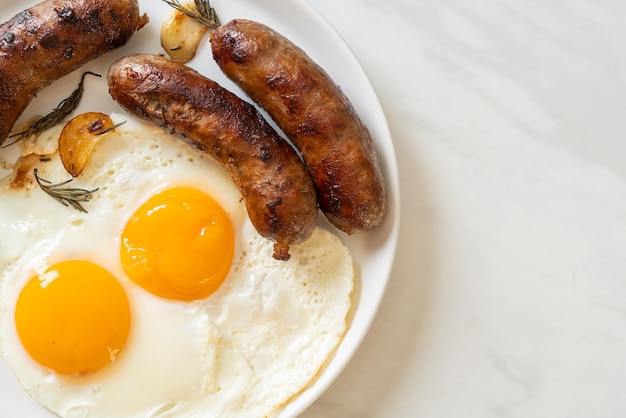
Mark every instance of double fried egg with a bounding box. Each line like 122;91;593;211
0;115;353;417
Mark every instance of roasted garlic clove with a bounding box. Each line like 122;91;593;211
59;112;115;177
161;6;209;64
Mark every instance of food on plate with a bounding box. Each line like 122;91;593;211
211;19;386;234
0;115;354;417
161;3;213;64
107;53;318;261
0;0;148;146
120;186;235;301
6;71;101;146
160;0;220;63
156;0;386;235
58;112;124;177
33;167;99;213
14;260;131;376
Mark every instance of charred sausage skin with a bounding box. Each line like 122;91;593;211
0;0;148;145
210;19;385;234
107;54;318;260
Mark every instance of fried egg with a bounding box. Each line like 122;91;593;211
0;115;353;417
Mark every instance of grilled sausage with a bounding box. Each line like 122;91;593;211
0;0;148;145
107;54;318;260
210;19;385;234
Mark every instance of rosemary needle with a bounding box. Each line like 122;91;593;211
4;71;101;147
33;168;99;213
160;0;221;28
95;120;127;136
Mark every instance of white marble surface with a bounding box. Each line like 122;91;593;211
302;0;626;417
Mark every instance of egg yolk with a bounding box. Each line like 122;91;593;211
14;260;131;376
120;187;234;301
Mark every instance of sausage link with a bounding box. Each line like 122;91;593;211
210;19;385;234
107;54;318;260
0;0;148;145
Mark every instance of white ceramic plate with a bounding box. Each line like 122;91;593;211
0;0;400;416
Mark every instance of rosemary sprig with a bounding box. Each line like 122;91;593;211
33;168;99;213
95;120;127;136
4;71;101;147
161;0;221;28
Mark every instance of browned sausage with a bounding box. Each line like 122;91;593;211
0;0;148;145
210;19;385;235
107;53;318;261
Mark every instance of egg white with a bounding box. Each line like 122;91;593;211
0;115;353;417
186;221;354;417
